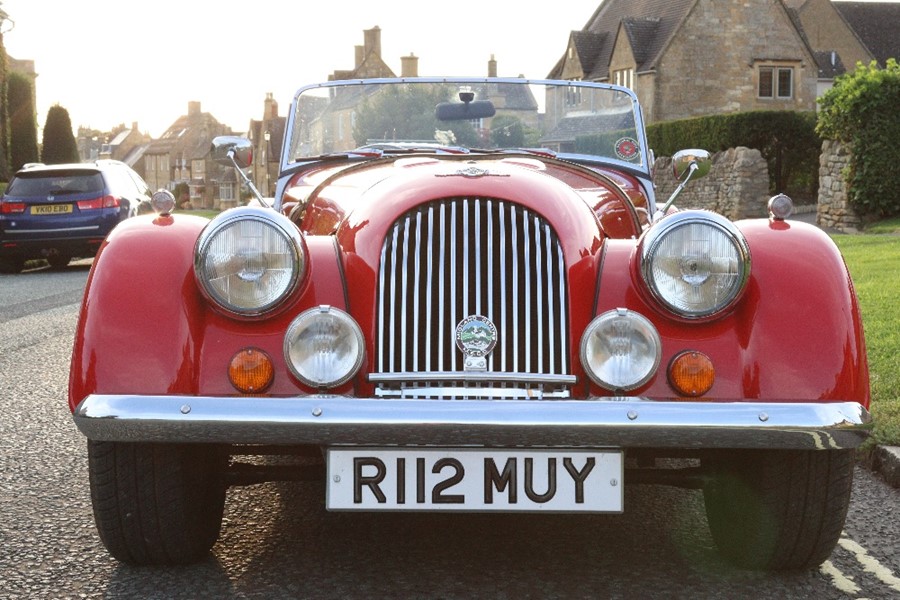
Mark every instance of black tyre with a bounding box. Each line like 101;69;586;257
703;449;854;571
88;441;227;565
46;254;71;270
0;256;25;274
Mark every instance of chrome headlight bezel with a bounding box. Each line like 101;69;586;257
284;306;365;389
580;308;662;391
194;207;305;318
639;211;751;319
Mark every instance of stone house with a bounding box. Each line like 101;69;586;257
139;101;234;209
248;93;286;198
547;0;897;125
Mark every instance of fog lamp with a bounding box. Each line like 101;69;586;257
580;308;661;392
228;347;274;393
668;351;715;397
284;306;364;389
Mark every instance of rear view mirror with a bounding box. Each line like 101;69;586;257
435;100;496;121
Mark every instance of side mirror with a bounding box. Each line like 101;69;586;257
210;136;268;207
211;136;253;169
655;149;712;221
671;149;711;181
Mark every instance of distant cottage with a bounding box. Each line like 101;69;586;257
548;0;898;123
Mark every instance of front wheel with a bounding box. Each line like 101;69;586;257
88;441;227;565
703;449;854;571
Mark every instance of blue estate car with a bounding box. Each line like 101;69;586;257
0;160;151;272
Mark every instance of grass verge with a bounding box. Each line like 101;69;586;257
833;231;900;449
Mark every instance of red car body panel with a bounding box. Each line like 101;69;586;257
68;160;869;412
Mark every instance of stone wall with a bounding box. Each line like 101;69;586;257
818;139;862;232
653;147;771;220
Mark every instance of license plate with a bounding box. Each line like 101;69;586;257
327;447;623;513
31;204;72;215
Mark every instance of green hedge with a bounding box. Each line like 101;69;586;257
817;59;900;219
646;110;821;201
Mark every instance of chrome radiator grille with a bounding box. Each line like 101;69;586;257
374;198;571;396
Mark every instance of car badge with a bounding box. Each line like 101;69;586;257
455;315;497;371
437;166;510;179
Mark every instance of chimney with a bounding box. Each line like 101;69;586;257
264;92;278;120
355;45;364;68
488;54;497;78
401;53;419;77
363;26;382;58
132;121;139;131
188;101;201;117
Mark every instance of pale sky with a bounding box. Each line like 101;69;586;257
0;1;595;138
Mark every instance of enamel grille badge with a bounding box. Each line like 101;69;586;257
455;315;497;371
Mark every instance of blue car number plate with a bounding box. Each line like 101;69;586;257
326;447;623;512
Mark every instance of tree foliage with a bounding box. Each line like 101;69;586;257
353;85;480;148
41;104;80;164
0;32;9;181
7;71;38;171
817;59;900;218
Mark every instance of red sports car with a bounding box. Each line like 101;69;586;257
69;78;871;570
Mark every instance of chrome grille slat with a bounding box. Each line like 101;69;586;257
376;198;569;393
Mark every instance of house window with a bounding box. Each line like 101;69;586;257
192;160;205;182
218;183;234;202
566;81;583;106
613;68;634;90
758;66;793;99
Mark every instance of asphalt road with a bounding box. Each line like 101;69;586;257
1;262;899;599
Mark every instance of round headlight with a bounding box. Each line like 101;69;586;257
640;211;750;318
580;309;661;391
195;209;304;316
284;306;365;389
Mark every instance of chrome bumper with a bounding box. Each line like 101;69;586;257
72;394;872;451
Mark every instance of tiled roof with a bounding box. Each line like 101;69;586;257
622;17;662;66
540;112;634;144
572;31;608;77
146;111;231;160
833;1;900;66
580;0;697;80
814;50;847;78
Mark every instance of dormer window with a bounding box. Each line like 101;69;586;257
757;64;795;99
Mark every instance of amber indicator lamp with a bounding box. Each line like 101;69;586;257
229;348;275;393
668;351;715;397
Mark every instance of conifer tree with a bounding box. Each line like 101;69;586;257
8;71;38;170
41;104;80;164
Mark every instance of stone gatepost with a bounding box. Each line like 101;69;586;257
817;139;863;233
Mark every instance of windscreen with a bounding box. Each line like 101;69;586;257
287;79;645;169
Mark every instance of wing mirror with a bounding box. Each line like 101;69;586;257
212;136;253;168
672;149;711;181
655;149;711;220
211;136;268;207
